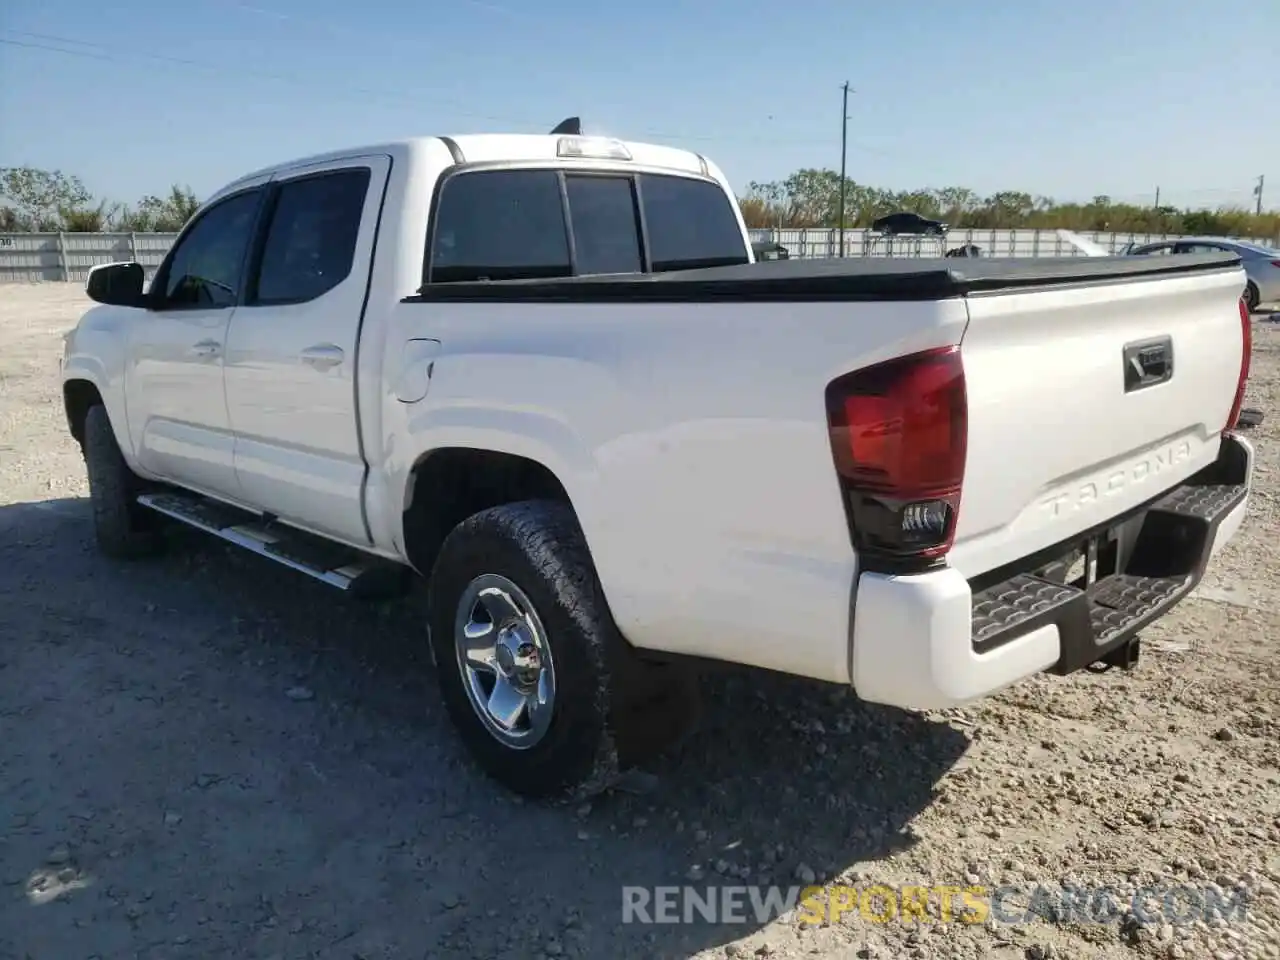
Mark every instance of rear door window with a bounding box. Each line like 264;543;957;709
1175;242;1227;255
253;168;371;304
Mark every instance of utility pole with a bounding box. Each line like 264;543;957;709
1153;186;1160;209
1255;175;1265;216
838;81;851;258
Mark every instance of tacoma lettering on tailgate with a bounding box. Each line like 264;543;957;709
1039;441;1192;520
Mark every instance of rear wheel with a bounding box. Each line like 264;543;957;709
82;405;160;559
427;500;698;799
1243;281;1260;313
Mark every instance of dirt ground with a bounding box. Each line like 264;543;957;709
1;283;1277;960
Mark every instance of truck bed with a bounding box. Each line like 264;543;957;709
406;252;1243;302
388;242;1249;687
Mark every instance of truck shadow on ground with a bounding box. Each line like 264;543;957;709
1;499;970;960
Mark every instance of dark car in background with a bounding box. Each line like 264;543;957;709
751;240;790;261
872;211;948;236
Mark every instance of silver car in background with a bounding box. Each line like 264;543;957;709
1126;237;1280;312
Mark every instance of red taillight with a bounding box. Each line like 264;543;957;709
826;346;968;569
1225;296;1252;431
1270;260;1280;269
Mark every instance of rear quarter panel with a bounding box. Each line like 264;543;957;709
378;297;970;683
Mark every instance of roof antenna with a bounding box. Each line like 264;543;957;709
550;116;582;135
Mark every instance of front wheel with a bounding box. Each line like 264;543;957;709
82;405;161;559
427;500;696;799
1244;281;1260;313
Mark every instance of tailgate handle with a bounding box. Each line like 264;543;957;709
1123;337;1173;393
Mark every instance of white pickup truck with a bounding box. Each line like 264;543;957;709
62;131;1255;798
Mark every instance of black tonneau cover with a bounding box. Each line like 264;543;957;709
406;252;1242;304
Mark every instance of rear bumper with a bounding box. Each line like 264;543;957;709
850;433;1253;710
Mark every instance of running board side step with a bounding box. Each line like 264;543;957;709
136;491;407;596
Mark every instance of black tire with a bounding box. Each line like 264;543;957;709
1236;407;1264;429
426;500;696;800
83;405;160;559
1243;281;1260;313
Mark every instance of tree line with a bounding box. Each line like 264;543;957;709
3;164;1277;239
742;169;1279;238
1;167;200;233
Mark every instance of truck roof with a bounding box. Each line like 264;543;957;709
219;134;714;196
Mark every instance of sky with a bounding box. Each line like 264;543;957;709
0;0;1276;212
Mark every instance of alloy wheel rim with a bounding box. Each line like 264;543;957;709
453;573;556;749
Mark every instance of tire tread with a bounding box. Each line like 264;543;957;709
83;405;159;559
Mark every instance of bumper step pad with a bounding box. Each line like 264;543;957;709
968;449;1248;674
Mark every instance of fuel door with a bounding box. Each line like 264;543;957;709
394;338;442;403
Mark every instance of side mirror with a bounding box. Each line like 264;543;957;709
86;261;146;307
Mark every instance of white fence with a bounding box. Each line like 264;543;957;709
2;227;1278;282
747;228;1280;259
0;233;175;283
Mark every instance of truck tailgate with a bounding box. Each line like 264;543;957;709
950;262;1248;578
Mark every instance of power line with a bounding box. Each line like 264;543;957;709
219;0;530;36
224;0;527;28
201;3;901;155
0;34;531;126
8;28;1264;202
0;30;873;151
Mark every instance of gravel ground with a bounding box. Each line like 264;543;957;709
1;284;1277;960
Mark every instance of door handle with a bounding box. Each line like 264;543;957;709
299;344;345;370
188;339;222;360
